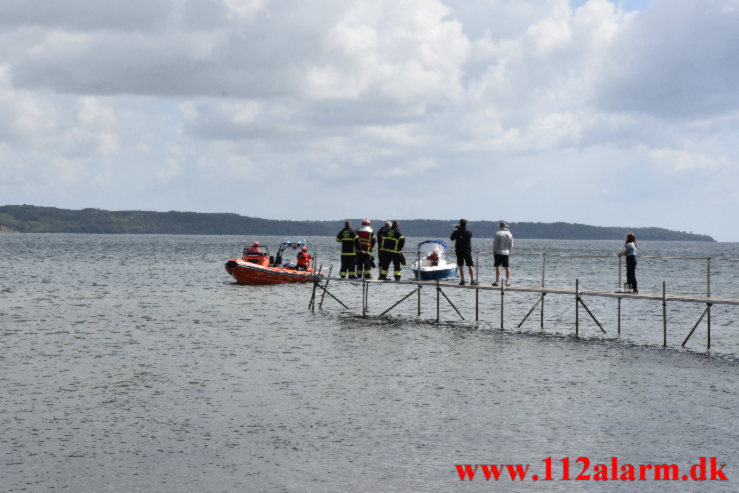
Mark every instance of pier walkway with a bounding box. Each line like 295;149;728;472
307;252;739;352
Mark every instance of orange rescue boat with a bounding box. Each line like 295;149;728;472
225;240;322;285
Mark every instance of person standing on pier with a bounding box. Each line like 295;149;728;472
378;220;405;281
355;219;376;279
336;221;357;279
617;233;638;293
376;221;390;277
450;218;476;285
492;221;513;286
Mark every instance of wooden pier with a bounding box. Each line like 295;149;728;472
307;252;739;353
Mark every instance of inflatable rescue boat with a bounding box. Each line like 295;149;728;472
225;240;322;285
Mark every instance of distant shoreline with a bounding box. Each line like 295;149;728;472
0;205;716;242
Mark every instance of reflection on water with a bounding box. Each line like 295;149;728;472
1;234;737;492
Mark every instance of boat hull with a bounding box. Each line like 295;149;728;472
411;265;458;281
225;259;320;285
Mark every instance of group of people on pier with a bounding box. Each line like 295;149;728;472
335;218;516;285
336;219;406;281
334;219;637;291
244;220;638;290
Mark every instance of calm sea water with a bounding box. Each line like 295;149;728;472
1;234;737;492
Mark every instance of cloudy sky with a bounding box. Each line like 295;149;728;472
1;0;737;240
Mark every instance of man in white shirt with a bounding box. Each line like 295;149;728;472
492;221;513;287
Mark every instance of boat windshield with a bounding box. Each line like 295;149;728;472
416;240;448;258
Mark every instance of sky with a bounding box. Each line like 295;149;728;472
0;0;737;241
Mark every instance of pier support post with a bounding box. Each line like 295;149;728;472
662;282;667;347
475;287;479;322
314;282;349;310
475;251;480;284
436;280;440;323
362;275;367;318
707;305;711;350
578;296;607;334
379;289;418;317
417;284;421;317
309;278;318;311
439;287;465;321
617;297;621;336
500;282;505;330
575;279;579;338
318;264;331;310
707;258;712;350
681;303;712;348
541;253;546;330
517;294;545;329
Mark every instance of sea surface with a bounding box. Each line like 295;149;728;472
1;234;737;492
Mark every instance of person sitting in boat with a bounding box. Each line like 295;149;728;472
296;247;312;271
427;249;439;266
244;241;261;255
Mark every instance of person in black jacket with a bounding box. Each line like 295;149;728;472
375;221;390;277
450;218;476;285
378;220;405;281
336;221;357;279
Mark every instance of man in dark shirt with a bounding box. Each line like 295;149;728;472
450;218;476;285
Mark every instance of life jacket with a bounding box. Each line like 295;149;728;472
244;246;261;254
355;226;375;253
297;251;311;267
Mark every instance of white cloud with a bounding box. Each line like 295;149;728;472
597;0;739;118
649;148;729;172
223;0;265;19
385;156;437;177
1;0;738;239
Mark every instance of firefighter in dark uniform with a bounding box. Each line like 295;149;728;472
375;221;390;279
336;221;357;279
354;219;376;279
378;220;405;281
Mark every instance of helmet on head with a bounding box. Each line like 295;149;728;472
252;241;259;246
302;246;307;251
499;221;508;229
362;218;371;225
384;221;391;228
